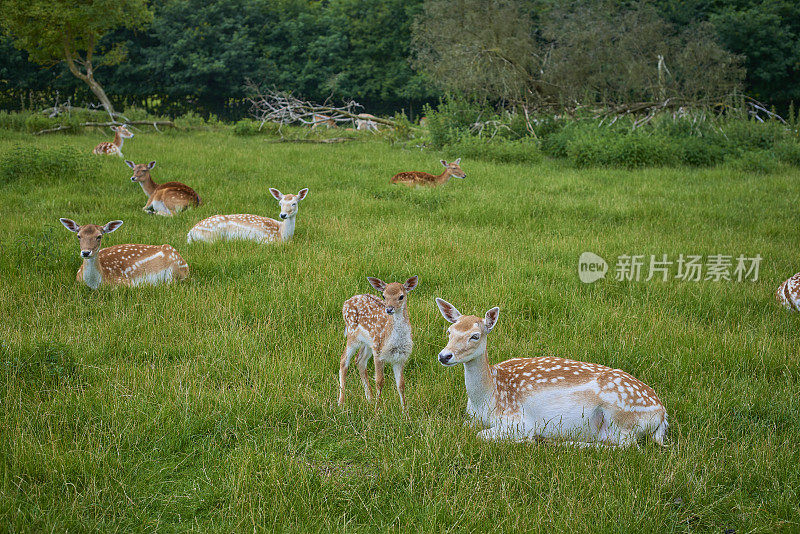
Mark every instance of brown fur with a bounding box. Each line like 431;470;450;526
126;161;201;215
391;159;466;187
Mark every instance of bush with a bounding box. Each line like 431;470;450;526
718;119;788;151
726;150;779;175
676;137;726;167
445;137;541;164
774;140;800;167
0;145;99;184
233;119;279;136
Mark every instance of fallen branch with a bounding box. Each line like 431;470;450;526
33;120;175;135
245;83;408;131
264;137;356;144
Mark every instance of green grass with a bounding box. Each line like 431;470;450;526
1;129;799;532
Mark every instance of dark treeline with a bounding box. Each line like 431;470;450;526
1;0;799;119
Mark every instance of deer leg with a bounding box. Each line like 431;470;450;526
392;362;406;411
356;347;373;402
338;340;359;406
373;358;385;411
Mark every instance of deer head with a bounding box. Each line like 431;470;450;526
440;158;466;179
60;219;123;258
125;160;156;183
269;188;309;220
114;125;134;139
435;298;499;365
367;276;418;315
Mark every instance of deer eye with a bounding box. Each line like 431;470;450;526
470;333;480;341
398;295;404;300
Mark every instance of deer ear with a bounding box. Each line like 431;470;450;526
296;188;309;201
436;298;462;324
147;161;156;169
367;277;387;291
484;307;500;332
60;218;80;233
124;160;135;169
440;159;448;167
404;275;418;292
454;158;461;165
102;220;123;234
269;188;283;201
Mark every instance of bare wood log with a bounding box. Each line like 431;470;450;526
33;120;175;135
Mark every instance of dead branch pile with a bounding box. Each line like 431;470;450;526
245;84;400;130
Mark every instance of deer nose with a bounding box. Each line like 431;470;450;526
438;351;453;365
81;250;91;258
386;307;394;315
280;213;288;219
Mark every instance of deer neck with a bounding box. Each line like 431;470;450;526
139;173;158;197
462;349;496;413
436;169;452;184
114;131;124;149
81;255;103;289
280;215;296;241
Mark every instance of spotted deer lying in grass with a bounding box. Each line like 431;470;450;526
186;188;308;244
125;160;201;216
311;114;336;129
776;272;800;310
59;218;188;289
92;125;134;157
339;276;418;410
435;298;668;447
391;159;466;187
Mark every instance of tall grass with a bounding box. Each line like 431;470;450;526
1;130;799;532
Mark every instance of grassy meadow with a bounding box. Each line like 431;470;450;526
1;128;799;532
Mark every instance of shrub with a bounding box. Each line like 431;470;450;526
676;137;726;167
232;119;279;136
0;145;99;184
445;137;541;164
774;140;800;167
726;150;779;175
719;119;788;151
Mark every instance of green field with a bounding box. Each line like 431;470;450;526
1;129;799;532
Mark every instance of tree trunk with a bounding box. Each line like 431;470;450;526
63;40;116;120
86;76;116;119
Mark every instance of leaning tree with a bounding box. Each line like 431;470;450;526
0;0;152;119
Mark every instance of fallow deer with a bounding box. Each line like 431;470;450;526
776;272;800;310
356;113;379;132
391;159;466;187
435;298;668;447
186;188;308;244
125;160;201;216
339;276;418;410
311;114;336;129
59;218;189;289
92;125;134;157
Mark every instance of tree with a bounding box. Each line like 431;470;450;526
0;0;152;118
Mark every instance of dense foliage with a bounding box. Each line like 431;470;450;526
1;0;799;117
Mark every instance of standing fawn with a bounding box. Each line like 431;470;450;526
435;298;668;447
776;272;800;310
125;160;201;216
186;188;308;244
60;219;189;289
339;276;418;410
391;159;466;187
93;125;134;157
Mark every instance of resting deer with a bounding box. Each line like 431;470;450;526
93;125;134;158
59;218;189;289
435;298;668;447
125;160;201;216
311;114;336;129
391;159;466;187
776;272;800;310
356;113;379;132
186;188;308;244
339;276;418;410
